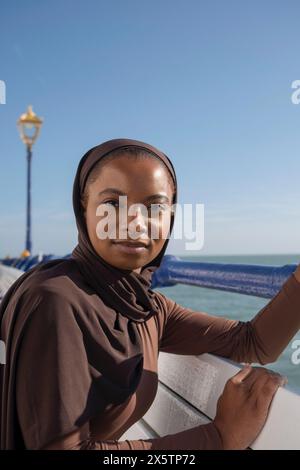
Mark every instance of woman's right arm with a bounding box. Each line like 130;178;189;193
43;366;285;450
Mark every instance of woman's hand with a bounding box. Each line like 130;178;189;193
213;365;287;450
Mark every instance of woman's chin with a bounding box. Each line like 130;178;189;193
98;255;145;272
113;260;145;271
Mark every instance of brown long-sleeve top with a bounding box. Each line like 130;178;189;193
15;272;300;450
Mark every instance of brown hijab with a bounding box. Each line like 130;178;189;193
0;138;177;449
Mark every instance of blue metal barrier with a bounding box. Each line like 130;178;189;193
1;258;18;267
1;254;65;270
1;254;298;300
151;255;297;299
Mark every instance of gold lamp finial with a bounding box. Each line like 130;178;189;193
20;249;31;258
17;105;43;149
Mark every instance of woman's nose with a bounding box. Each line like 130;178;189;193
128;207;148;236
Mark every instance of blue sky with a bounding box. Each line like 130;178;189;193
0;0;300;257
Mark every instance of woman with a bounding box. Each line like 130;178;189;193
1;138;300;450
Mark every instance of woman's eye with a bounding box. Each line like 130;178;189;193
149;203;168;214
103;200;119;207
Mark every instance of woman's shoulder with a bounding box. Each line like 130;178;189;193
2;258;92;329
153;290;193;322
153;290;177;312
16;258;91;303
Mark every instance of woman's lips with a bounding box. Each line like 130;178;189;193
111;241;149;255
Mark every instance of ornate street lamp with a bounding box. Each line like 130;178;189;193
17;105;43;255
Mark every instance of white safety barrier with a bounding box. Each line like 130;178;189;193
0;264;23;301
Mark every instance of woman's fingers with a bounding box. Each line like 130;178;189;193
230;365;287;392
231;365;253;384
254;376;283;414
251;372;287;401
237;367;288;403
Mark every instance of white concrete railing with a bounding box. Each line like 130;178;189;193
121;352;300;450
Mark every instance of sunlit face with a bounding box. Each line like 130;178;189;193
83;155;174;272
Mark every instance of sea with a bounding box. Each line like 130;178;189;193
155;254;300;393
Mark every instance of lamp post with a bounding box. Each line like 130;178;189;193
17;105;43;255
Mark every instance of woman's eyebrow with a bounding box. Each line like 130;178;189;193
144;194;170;203
97;189;170;203
97;188;126;197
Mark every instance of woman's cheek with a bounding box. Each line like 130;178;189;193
95;206;118;241
148;217;160;240
148;211;171;241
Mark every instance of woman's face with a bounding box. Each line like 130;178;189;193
84;155;174;272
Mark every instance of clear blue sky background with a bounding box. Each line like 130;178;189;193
1;0;300;257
